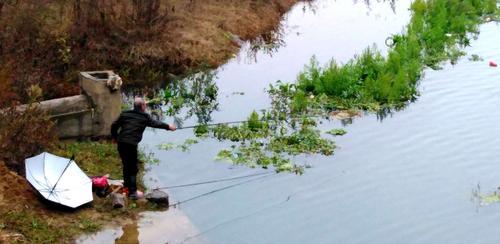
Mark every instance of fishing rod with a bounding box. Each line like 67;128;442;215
177;120;251;130
176;113;330;130
153;171;273;190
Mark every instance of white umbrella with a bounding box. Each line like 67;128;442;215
25;152;93;208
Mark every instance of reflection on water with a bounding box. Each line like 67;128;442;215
246;25;286;63
164;69;219;126
357;0;397;12
115;222;139;244
78;209;205;244
126;68;220;127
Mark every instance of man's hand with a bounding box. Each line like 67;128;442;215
168;124;177;131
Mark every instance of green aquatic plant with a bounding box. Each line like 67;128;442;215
211;111;272;141
209;112;334;173
468;54;484;61
194;124;210;137
179;138;199;152
247;110;265;131
276;0;497;113
215;142;304;174
326;129;347;136
212;123;270;142
157;138;199;152
268;126;335;156
157;142;175;151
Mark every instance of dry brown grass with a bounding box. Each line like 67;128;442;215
0;0;300;102
160;0;299;68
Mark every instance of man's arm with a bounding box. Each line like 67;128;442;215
146;114;176;131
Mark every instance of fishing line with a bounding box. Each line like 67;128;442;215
169;173;277;208
176;170;345;244
179;194;292;244
153;171;273;190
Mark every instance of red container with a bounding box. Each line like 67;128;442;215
91;175;108;189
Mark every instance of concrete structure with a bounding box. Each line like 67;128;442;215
39;71;122;139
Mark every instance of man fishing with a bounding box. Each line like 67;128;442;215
111;97;176;199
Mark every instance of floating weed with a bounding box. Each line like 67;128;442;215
157;142;175;151
268;126;335;156
194;124;210;137
212;122;271;142
326;129;347;136
481;193;500;205
209;111;332;173
231;91;245;96
157;138;199;152
216;149;234;161
215;141;304;174
475;187;500;206
178;139;199;152
468;54;484;61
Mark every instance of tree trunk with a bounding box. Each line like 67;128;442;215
73;0;81;25
0;1;5;17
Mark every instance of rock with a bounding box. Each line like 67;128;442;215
145;190;169;206
330;110;361;120
111;193;126;208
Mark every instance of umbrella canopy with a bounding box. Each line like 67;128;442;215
25;152;93;208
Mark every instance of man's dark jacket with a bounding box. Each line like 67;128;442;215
111;109;170;145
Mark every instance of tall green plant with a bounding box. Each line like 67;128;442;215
287;0;497;111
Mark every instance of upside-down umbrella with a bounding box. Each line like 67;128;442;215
25;152;93;208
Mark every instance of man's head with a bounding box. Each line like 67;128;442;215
133;97;147;112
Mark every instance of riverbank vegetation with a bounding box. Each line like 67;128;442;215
276;0;498;112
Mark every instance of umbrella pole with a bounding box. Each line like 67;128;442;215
49;155;75;196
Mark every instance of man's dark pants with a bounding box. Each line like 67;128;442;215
117;142;138;194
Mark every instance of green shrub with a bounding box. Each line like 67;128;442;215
287;0;496;111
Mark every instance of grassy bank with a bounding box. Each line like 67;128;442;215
0;141;160;243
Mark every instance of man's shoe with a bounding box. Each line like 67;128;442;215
128;190;144;200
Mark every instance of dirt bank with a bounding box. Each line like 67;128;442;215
163;0;301;70
0;0;302;103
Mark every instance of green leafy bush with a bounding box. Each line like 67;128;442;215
285;0;497;111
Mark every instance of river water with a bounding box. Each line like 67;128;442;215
78;0;500;243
